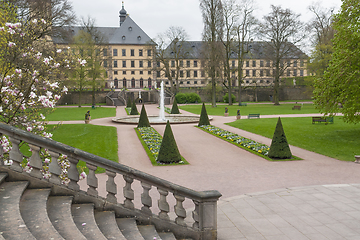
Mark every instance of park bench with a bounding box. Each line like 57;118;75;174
312;116;334;125
292;105;301;110
248;114;260;119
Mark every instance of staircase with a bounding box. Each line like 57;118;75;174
0;122;221;240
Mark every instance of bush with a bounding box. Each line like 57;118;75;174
223;93;236;103
126;96;132;108
198;103;210;126
268;117;292;159
137;104;150;127
175;93;187;104
171;98;180;114
157;121;182;164
175;92;201;104
130;101;139;115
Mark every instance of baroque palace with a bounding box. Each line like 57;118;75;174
53;4;308;90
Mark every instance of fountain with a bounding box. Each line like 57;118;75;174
112;81;211;125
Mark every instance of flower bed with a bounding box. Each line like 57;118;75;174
135;127;188;166
198;125;272;160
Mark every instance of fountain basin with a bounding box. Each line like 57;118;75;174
112;114;212;125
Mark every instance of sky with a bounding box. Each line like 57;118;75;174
70;0;341;42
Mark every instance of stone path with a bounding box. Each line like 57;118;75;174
51;104;360;239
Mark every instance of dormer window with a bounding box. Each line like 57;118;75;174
128;27;132;31
137;36;141;41
122;36;126;40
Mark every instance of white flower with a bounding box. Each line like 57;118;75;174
0;106;2;112
4;160;13;166
44;158;51;164
27;126;32;132
8;42;16;47
79;172;87;180
32;19;38;24
56;49;62;53
62;86;68;94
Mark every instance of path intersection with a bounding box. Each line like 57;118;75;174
55;104;360;240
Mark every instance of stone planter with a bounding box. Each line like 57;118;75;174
355;155;360;163
236;115;241;120
85;120;90;124
224;113;229;117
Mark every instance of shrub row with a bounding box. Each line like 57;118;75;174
175;92;201;104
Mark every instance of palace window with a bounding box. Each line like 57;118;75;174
139;49;143;56
131;49;134;56
122;49;126;56
113;49;118;56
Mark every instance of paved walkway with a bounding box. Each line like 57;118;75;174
52;104;360;239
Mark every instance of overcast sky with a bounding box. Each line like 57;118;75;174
70;0;341;41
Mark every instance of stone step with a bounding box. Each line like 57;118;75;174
20;188;64;240
116;218;145;240
137;225;162;240
72;203;107;240
94;211;127;240
0;173;8;184
158;232;177;240
48;196;87;240
0;181;35;239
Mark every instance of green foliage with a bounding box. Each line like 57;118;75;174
198;103;210;126
126;96;132;108
130;101;139;115
157;121;182;164
313;0;360;123
175;92;202;104
170;98;180;114
175;93;187;104
137;104;150;128
223;93;236;103
268;117;292;159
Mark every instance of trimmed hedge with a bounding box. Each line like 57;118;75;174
171;98;180;114
157;121;182;164
126;96;132;108
175;92;201;104
130;101;139;115
137;104;151;127
268;117;292;159
198;103;210;126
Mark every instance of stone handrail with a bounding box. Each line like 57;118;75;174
0;122;221;239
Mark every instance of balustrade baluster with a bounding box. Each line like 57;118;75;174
157;188;170;220
174;194;186;226
67;156;80;190
86;163;98;196
106;170;117;203
123;175;134;209
141;182;152;214
48;150;61;185
28;144;42;178
8;137;23;172
192;200;200;229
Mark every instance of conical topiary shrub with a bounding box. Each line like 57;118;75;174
157;121;182;164
137;104;151;128
198;103;210;126
268;117;292;159
126;96;132;108
130;101;139;115
170;98;180;114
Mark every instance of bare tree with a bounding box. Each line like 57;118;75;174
218;0;239;105
233;0;257;105
200;0;224;107
258;5;306;105
307;2;336;77
150;26;189;94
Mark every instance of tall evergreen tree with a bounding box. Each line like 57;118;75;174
157;121;182;164
170;98;180;114
198;103;211;126
268;117;292;159
126;96;132;108
137;104;151;128
130;101;139;115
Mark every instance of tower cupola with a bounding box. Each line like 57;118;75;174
119;1;127;26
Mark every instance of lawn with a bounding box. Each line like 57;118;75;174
45;107;116;121
226;117;360;162
46;124;119;173
179;103;323;116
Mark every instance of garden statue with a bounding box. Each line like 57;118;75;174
224;107;229;117
85;111;91;124
236;109;241;120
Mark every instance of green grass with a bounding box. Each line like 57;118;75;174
135;128;188;166
46;124;119;173
226;117;360;162
45;107;116;121
179;103;322;116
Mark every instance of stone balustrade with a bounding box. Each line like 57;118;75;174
0;122;221;240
